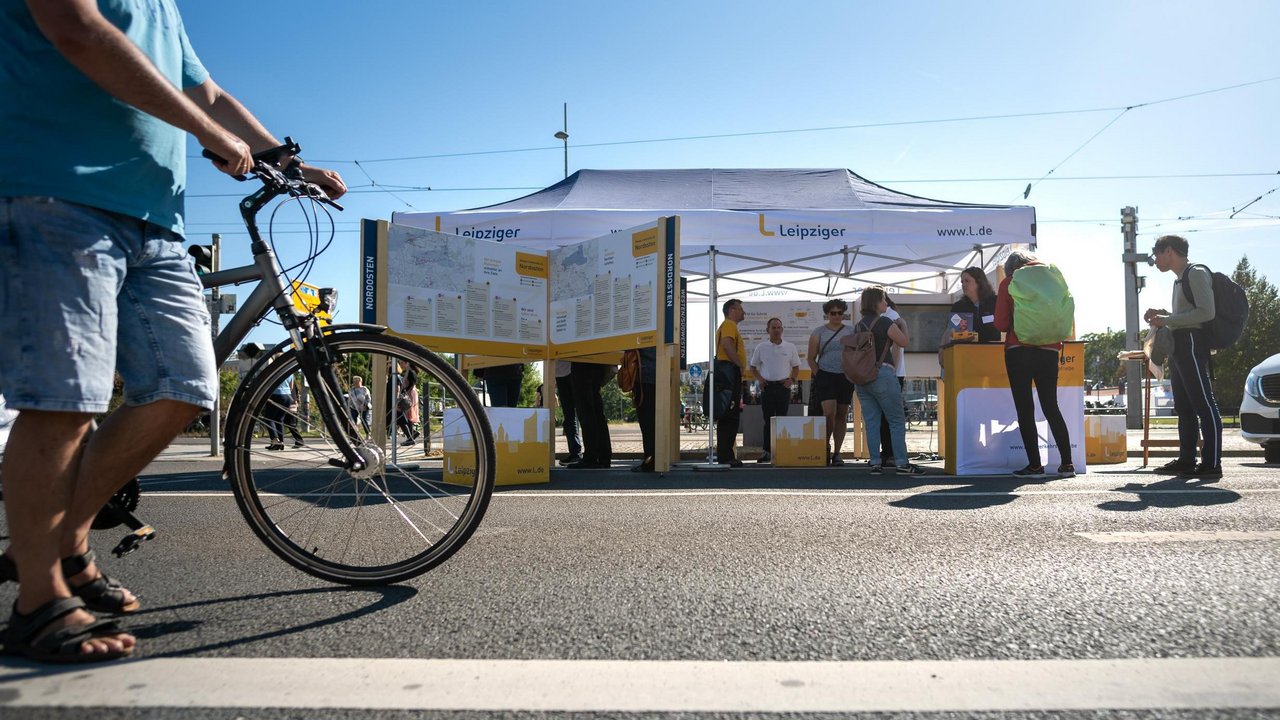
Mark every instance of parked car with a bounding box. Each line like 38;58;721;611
1241;352;1280;463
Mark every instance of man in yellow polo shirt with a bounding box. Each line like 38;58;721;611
714;298;746;467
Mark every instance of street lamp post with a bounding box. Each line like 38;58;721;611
554;102;568;178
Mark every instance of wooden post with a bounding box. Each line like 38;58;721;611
1143;363;1153;467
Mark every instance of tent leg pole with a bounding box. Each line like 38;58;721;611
693;245;727;471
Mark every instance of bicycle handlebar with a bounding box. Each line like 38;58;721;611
202;137;343;211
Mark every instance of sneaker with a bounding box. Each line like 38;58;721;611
1154;458;1195;475
757;453;772;464
293;441;307;449
560;454;583;467
869;463;883;475
1011;465;1045;478
897;463;926;475
1056;463;1076;478
829;454;844;466
725;458;744;468
1179;464;1223;480
267;443;284;451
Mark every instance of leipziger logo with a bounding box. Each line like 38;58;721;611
757;214;846;241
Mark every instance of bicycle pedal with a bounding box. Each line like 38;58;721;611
111;525;156;558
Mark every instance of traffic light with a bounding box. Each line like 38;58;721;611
188;244;215;274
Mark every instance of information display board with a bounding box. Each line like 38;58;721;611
737;301;819;380
362;218;678;360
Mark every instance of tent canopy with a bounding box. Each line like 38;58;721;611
393;168;1035;300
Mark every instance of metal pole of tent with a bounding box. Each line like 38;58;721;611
692;246;727;471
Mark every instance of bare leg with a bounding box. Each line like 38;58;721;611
3;410;133;658
822;400;849;457
61;400;200;576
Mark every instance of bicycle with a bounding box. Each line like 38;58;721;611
72;140;496;586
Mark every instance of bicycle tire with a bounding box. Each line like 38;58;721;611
224;331;495;585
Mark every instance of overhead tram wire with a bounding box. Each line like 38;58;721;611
1014;108;1131;202
199;75;1277;166
183;171;1277;198
353;159;418;211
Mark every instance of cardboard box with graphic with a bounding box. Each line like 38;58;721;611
1085;415;1127;464
771;415;827;467
444;407;552;486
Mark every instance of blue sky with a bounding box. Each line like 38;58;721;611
178;1;1280;355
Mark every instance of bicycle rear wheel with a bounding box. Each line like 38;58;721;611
224;331;495;585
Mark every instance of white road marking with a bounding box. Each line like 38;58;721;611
1077;530;1280;544
0;656;1275;712
140;487;1280;498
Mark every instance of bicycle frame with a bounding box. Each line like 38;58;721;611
200;176;368;469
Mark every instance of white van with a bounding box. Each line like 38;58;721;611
1241;353;1280;463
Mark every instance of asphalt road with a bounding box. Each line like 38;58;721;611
1;456;1278;719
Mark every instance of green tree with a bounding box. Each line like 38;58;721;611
1213;256;1280;410
519;363;541;408
1081;329;1126;385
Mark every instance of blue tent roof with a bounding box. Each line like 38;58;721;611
468;168;1013;212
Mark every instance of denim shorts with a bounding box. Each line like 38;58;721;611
0;197;217;413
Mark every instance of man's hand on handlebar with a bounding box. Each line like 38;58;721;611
298;164;347;200
199;128;252;177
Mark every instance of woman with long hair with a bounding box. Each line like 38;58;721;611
853;287;925;475
993;251;1075;478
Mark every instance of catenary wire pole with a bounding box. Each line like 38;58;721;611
1121;207;1146;430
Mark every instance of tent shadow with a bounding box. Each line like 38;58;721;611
1097;476;1241;512
889;476;1053;511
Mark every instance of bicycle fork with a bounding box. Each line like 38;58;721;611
289;324;368;472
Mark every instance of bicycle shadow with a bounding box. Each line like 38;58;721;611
1097;476;1241;512
0;585;417;676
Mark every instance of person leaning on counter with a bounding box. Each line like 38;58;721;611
939;266;1001;371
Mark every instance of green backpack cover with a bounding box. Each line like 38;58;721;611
1008;264;1075;345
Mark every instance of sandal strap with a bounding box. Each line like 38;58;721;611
60;548;97;577
8;596;86;644
71;573;127;604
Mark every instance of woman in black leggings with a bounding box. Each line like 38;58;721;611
993;251;1074;478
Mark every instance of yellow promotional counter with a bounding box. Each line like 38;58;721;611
939;341;1086;475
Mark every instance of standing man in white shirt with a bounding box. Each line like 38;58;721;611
749;317;801;464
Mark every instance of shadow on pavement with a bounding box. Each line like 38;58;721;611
888;476;1054;511
1097;476;1241;512
525;464;957;492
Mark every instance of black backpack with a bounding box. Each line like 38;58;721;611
1181;263;1249;350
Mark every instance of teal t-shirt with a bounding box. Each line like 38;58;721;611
0;0;208;236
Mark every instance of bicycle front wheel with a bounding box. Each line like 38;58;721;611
224;331;495;585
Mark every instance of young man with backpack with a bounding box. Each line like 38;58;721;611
1144;235;1224;480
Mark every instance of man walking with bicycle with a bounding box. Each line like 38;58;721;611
0;0;344;663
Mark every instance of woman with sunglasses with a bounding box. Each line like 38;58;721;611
807;299;854;465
